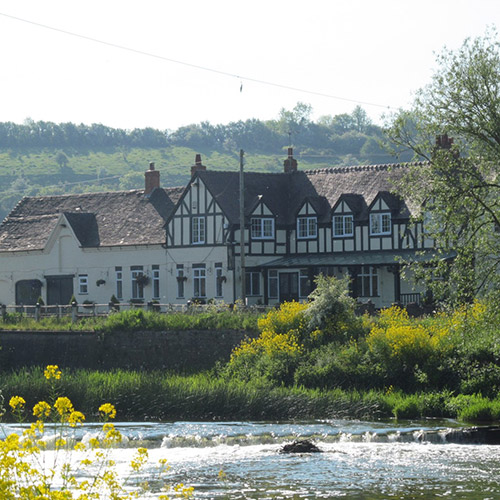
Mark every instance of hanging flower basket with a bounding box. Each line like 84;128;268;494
135;274;150;286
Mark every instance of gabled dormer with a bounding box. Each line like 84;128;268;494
331;194;365;239
295;199;319;240
367;192;402;236
249;199;275;240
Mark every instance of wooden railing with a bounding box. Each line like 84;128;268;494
399;293;422;305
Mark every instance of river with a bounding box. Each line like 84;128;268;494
6;419;500;498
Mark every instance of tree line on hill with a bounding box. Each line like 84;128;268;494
0;104;398;161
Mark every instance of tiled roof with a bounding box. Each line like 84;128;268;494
0;187;183;252
197;162;423;225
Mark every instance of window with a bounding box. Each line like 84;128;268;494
193;264;206;298
251;218;274;239
356;266;379;297
152;265;160;299
78;275;88;295
297;216;317;239
115;267;123;299
268;270;278;298
333;215;354;237
192;217;206;244
176;265;185;298
245;271;261;296
131;266;144;300
299;269;311;297
215;263;224;297
370;213;391;235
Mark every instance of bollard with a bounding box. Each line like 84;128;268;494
35;302;41;322
71;301;77;323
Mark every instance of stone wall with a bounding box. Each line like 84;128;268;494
0;329;256;372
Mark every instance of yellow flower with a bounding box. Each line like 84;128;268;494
9;396;26;411
54;397;74;419
33;401;51;420
68;410;86;427
44;364;62;381
98;403;117;420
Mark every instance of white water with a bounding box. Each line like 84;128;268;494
5;420;500;499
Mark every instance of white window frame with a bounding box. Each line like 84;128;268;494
251;217;274;239
78;275;88;295
115;267;123;300
357;266;379;297
176;265;185;299
268;270;278;298
245;271;261;296
370;212;392;235
193;265;206;298
152;265;160;299
192;216;206;244
215;263;223;297
131;266;145;300
297;216;317;239
333;215;354;237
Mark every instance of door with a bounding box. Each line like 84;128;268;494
279;272;299;302
46;276;74;305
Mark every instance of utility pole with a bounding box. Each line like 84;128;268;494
239;149;246;305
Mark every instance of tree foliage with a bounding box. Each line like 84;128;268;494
386;30;500;303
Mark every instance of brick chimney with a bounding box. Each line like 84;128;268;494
284;147;298;173
434;134;459;160
191;154;207;176
144;162;160;195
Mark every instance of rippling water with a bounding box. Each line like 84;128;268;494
6;420;500;498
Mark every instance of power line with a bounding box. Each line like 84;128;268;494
0;11;394;111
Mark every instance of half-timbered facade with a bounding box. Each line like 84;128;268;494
163;151;438;308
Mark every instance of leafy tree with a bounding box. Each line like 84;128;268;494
386;30;500;303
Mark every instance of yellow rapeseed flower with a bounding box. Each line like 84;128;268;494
9;396;26;411
68;410;85;427
98;403;117;420
33;401;52;420
54;397;74;418
44;364;62;381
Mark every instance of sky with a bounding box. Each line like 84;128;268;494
1;0;499;132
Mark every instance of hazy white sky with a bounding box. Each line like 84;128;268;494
1;0;499;131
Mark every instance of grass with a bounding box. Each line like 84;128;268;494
0;307;261;333
2;367;499;423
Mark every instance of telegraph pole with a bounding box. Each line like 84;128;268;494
239;149;246;305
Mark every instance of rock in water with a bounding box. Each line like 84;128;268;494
280;439;322;453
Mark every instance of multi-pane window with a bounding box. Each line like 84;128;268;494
78;275;88;294
356;266;379;297
268;270;278;298
192;216;206;244
297;216;317;239
115;267;123;299
176;265;185;298
131;266;144;300
215;263;223;297
152;265;160;299
251;218;274;239
193;264;206;298
245;271;261;296
333;215;354;237
370;213;391;235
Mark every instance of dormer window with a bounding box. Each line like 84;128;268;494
333;215;353;237
370;213;391;235
297;216;317;239
251;217;274;239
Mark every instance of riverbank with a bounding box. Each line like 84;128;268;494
2;368;500;423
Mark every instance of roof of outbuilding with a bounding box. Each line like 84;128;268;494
0;187;184;252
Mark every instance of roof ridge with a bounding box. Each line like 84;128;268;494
304;161;426;175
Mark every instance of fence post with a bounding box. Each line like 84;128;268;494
71;301;77;323
35;302;41;321
1;304;6;321
147;301;153;312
